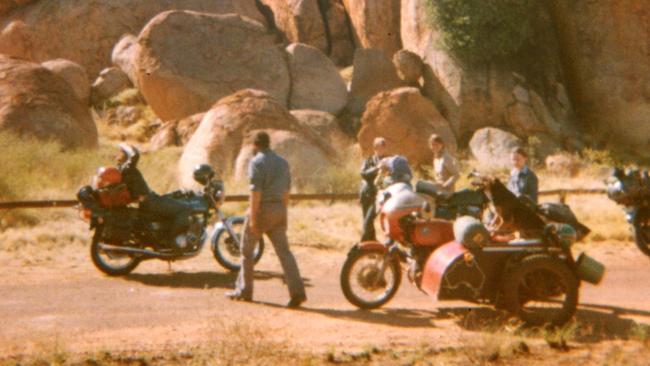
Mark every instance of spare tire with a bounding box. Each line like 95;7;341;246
453;216;490;250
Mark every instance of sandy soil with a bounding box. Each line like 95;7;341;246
1;232;650;365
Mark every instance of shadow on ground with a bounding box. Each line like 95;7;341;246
252;300;650;340
121;270;312;289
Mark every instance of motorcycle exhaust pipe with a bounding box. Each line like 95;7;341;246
98;243;195;259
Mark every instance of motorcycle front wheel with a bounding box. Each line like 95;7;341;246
212;216;264;272
633;209;650;257
501;255;578;326
340;247;402;309
90;231;141;276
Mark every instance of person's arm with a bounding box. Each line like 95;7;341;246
442;155;460;190
249;191;262;235
360;158;379;181
248;159;264;235
526;172;539;203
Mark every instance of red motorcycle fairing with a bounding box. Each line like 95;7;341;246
420;241;467;298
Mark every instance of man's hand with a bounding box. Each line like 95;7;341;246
249;216;261;237
248;190;262;237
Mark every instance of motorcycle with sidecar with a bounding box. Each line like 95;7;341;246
340;176;605;325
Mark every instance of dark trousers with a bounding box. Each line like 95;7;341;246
236;202;305;299
360;194;376;242
140;194;192;240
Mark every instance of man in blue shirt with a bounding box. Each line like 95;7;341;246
226;131;306;308
507;147;538;204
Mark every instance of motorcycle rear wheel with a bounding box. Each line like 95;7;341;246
340;248;401;309
502;255;578;326
90;232;141;276
633;209;650;257
212;217;264;272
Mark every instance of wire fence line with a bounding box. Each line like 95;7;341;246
0;189;607;210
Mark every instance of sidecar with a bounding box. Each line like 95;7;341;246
421;220;605;326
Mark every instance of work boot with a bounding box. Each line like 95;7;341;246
225;290;252;302
286;294;307;308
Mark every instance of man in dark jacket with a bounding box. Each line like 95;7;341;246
116;144;192;250
359;137;388;241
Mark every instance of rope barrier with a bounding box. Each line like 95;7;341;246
0;190;606;210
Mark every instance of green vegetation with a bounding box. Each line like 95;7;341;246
424;0;543;64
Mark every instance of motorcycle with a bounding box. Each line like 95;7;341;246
606;167;650;257
414;180;488;220
340;176;604;325
77;165;263;275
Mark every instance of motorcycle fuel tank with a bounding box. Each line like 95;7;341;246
411;219;454;247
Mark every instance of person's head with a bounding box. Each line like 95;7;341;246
115;149;128;166
252;131;270;154
511;147;528;170
115;143;138;166
373;137;387;158
429;134;445;155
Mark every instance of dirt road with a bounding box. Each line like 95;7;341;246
1;240;650;359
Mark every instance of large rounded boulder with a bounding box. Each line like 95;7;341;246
400;0;579;143
0;56;97;148
357;87;455;167
286;43;348;114
348;48;404;116
342;0;402;56
551;1;650;148
179;89;334;187
111;34;139;86
41;58;90;104
469;128;522;169
234;129;332;188
135;11;290;121
290;109;354;152
259;0;328;52
0;0;266;78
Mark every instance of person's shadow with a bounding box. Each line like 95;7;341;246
122;270;312;289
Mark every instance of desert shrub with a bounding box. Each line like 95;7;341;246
424;0;543;64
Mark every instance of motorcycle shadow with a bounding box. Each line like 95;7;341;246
443;304;650;344
122;270;311;289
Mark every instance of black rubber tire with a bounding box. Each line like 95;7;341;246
502;255;579;326
212;217;265;272
340;248;402;310
633;209;650;257
90;231;141;276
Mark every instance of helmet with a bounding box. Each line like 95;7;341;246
193;164;215;185
96;166;122;188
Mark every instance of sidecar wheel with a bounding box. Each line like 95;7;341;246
90;231;141;276
212;217;264;272
633;210;650;257
502;255;578;326
340;248;401;309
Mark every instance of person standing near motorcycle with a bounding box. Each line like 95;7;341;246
116;144;192;251
226;131;307;308
429;134;459;194
507;147;539;204
359;137;388;242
